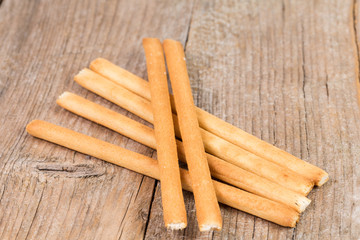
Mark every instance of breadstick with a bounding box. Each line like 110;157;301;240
74;68;153;123
163;39;222;231
74;70;314;195
90;58;151;100
26;120;300;227
57;92;156;148
90;59;328;186
142;38;186;229
57;92;311;212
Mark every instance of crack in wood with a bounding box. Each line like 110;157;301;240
184;0;195;51
23;185;45;240
36;163;105;178
325;75;330;98
142;181;159;240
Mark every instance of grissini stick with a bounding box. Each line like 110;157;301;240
26;120;300;227
90;58;152;100
142;38;187;229
57;92;155;148
56;92;311;212
90;58;328;186
75;68;153;123
74;70;314;195
163;39;222;231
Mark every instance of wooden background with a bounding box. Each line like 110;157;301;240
0;0;359;239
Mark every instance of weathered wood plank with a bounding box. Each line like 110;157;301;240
144;0;360;239
1;0;359;239
0;0;192;239
352;1;360;239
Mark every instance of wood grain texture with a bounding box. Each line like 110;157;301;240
0;0;359;239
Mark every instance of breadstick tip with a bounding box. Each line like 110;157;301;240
90;58;108;69
74;69;92;84
297;196;311;212
56;91;74;107
166;222;187;230
163;39;183;49
163;39;178;43
76;68;91;77
317;172;329;186
26;119;43;136
199;223;222;232
58;91;71;100
142;38;161;45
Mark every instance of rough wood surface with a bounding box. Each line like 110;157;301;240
0;0;359;239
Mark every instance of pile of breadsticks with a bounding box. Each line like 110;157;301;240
26;38;329;231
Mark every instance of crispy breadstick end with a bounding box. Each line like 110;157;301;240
26;120;299;227
163;39;222;231
143;38;187;229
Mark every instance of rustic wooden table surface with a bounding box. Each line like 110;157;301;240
1;0;360;239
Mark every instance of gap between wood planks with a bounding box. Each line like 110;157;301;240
184;2;195;52
351;0;360;107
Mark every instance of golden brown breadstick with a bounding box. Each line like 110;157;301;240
163;39;222;231
90;59;328;186
57;92;156;148
142;38;186;229
74;70;313;195
26;120;159;179
74;68;153;123
90;58;151;100
56;92;311;212
26;120;300;227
